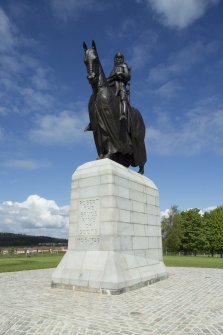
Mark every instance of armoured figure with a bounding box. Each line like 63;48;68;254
83;41;146;174
107;52;131;121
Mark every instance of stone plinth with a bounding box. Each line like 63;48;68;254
52;159;168;294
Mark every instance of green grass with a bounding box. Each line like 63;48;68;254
163;255;223;269
0;253;64;272
0;254;222;273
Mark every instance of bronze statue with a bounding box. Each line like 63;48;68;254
83;40;147;174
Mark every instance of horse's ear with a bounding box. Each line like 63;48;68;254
83;41;88;51
92;40;97;50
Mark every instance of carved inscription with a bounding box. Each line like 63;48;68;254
76;237;100;250
78;198;99;236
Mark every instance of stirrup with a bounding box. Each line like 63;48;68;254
119;114;127;121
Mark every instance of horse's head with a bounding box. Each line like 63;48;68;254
83;40;100;86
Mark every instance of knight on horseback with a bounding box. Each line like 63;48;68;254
83;41;146;174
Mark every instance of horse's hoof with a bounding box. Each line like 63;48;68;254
96;154;104;160
103;153;113;159
84;123;92;132
138;166;144;175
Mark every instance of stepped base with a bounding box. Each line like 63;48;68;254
52;159;168;294
52;250;167;294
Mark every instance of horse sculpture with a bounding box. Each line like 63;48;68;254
83;40;147;174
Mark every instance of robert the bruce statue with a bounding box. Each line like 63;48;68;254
83;41;147;174
107;52;131;121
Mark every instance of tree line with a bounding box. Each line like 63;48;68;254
0;232;68;247
162;206;223;257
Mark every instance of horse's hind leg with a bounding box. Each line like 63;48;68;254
138;165;144;175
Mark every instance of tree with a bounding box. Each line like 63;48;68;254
204;206;223;257
180;208;208;255
162;205;183;253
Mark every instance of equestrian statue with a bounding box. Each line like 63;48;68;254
83;40;147;174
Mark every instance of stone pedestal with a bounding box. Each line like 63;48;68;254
52;159;168;294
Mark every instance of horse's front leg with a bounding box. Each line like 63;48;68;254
84;123;92;131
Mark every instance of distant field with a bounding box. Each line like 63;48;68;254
0;254;223;273
0;253;64;272
163;255;223;269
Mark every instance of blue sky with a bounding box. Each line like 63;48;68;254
0;0;223;238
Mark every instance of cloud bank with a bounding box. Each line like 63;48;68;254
146;0;219;29
0;7;57;118
161;205;217;218
0;195;69;238
49;0;106;21
5;159;49;170
0;194;217;238
0;5;88;174
148;97;223;156
148;40;221;97
29;109;87;146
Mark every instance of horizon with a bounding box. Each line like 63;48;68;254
0;0;223;238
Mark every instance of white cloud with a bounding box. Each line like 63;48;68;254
0;126;4;140
107;19;137;41
199;206;217;215
149;41;221;85
49;0;106;21
146;0;220;29
128;30;158;70
0;7;17;51
0;195;69;238
20;87;55;112
0;7;36;52
161;208;171;218
155;79;182;98
161;205;217;218
31;67;51;91
5;159;49;170
148;97;223;156
29;109;88;145
147;40;221;97
0;7;57;117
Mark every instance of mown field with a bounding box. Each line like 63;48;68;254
0;254;222;272
0;253;64;272
163;255;223;269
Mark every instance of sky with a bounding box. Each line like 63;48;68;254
0;0;223;238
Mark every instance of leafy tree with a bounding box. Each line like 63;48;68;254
162;205;183;253
180;208;208;255
204;206;223;257
162;205;223;256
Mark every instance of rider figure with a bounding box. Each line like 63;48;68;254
108;52;131;121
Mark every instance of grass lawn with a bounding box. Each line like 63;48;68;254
0;254;222;273
0;253;64;273
164;255;223;269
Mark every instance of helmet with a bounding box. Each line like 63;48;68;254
114;52;124;65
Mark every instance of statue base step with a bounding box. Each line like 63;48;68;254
52;250;167;294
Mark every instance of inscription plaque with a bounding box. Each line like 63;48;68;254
79;198;100;236
76;236;100;250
